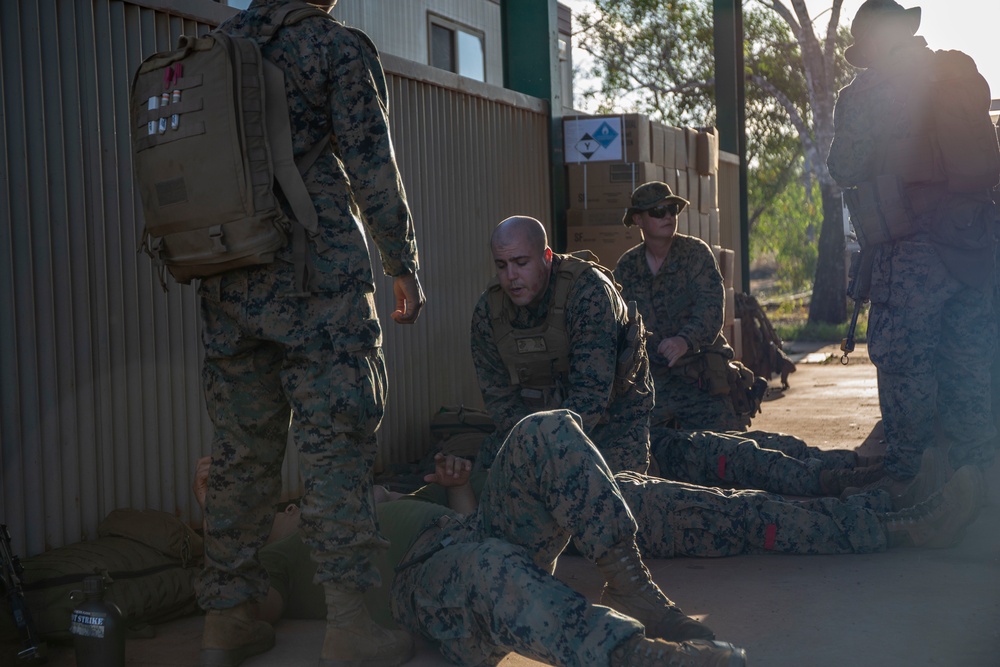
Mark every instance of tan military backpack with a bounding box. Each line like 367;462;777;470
129;3;331;289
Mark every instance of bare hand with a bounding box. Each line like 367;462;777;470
391;272;425;324
193;456;211;511
423;452;472;488
658;336;690;367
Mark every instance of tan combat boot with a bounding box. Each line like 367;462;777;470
609;634;748;667
199;600;275;667
881;465;985;548
319;586;414;667
818;462;886;496
598;544;715;642
842;447;951;510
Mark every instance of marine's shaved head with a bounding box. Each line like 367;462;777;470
490;216;553;307
491;216;548;255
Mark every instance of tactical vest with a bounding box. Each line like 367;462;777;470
843;47;1000;247
487;252;647;410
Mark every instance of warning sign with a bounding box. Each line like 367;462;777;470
564;116;623;163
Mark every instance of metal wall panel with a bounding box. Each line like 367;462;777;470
0;0;550;556
331;0;504;85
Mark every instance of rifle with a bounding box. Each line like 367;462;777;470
840;246;875;365
0;524;47;663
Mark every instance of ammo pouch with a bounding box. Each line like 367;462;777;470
671;350;730;395
843;175;921;246
726;360;767;418
613;302;649;398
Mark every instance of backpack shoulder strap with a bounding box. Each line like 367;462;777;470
254;3;338;292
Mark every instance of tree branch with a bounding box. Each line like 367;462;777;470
748;72;814;155
824;0;844;62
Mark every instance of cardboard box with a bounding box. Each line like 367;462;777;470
565;224;643;269
563;113;652;164
567;162;662;208
664;126;682;170
663;167;678;194
699;173;718;213
676;169;689;205
708;208;721;246
699;212;711;242
696;127;719;175
677;208;690;235
725;286;735;326
731;318;743;360
685;128;699;172
566;207;628;227
673;127;688;169
651;122;666;166
685;168;700;209
719;247;736;288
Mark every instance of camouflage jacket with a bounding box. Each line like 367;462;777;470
614;235;730;363
828;37;936;188
470;257;652;471
828;38;999;287
220;0;419;289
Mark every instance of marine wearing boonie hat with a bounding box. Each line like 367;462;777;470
844;0;921;68
622;181;690;227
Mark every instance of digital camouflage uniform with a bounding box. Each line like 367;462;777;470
828;37;997;480
618;472;888;557
471;255;653;473
258;409;889;667
614;235;746;431
651;428;858;497
197;0;419;610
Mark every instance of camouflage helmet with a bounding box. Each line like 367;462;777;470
622;181;690;227
845;0;921;68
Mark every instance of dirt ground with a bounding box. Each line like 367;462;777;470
16;342;1000;667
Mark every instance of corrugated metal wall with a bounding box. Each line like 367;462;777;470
0;0;550;557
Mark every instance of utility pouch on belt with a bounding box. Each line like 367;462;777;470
701;352;731;396
843;174;920;246
614;301;648;397
727;361;766;418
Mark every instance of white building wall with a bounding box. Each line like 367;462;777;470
332;0;504;86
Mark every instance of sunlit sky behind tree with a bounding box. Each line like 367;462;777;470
562;0;1000;113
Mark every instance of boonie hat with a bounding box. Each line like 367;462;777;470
845;0;921;68
623;181;690;227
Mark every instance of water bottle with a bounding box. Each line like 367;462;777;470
70;575;125;667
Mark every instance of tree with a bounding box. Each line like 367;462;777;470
575;0;855;323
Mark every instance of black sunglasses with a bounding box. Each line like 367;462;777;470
646;203;682;219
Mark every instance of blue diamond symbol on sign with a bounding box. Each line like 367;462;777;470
591;122;619;148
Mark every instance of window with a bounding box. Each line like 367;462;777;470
428;16;485;82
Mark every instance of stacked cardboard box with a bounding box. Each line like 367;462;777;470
562;115;739;359
716;247;741;360
563;114;726;268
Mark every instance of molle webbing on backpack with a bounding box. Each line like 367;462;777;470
129;3;331;289
844;49;1000;248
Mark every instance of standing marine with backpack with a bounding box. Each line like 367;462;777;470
828;0;999;502
191;2;424;666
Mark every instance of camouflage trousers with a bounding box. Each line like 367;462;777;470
391;410;643;667
650;427;855;496
616;472;888;557
196;265;389;609
869;238;996;478
651;368;746;431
